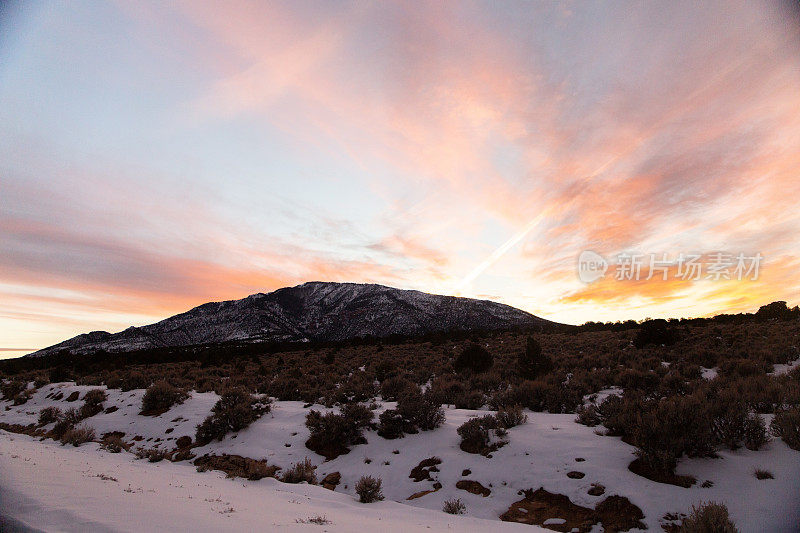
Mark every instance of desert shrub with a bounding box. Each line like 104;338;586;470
334;371;377;403
49;366;70;383
380;375;415;401
175;435;193;449
517;336;552;379
136;447;169;462
743;413;769;451
453;390;485;410
457;415;497;453
1;380;25;401
719;359;769;378
38;406;62;425
634;319;677;348
195;388;271;444
397;390;445;431
710;398;748;450
679;501;738;532
595;392;715;474
141;381;189;415
754;468;774;480
305;404;372;458
340;402;374;429
355;475;384;503
52;407;81;439
79;388;108;418
119;371;151;392
377;409;406;439
496;405;527;428
281;457;317;484
443;498;466;515
770;406;800;450
575;404;602;427
454;343;493;373
61;424;96;446
505;377;583;414
101;434;127;453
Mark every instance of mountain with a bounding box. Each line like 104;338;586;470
26;282;552;357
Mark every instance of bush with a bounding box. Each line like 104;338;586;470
454;343;493;373
443;498;466;515
743;413;769;451
281;457;317;484
575;404;602;427
377;409;406;439
634;319;677;348
355;475;384;503
631;395;716;474
341;402;374;429
38;406;62;425
119;372;151;392
457;415;497;453
305;404;372;459
101;434;127;453
79;389;107;419
517;337;552;379
136;447;169;462
195;388;271;444
380;375;415;401
52;407;81;439
1;380;25;401
397;390;445;431
496;405;527;428
770;406;800;450
141;381;189;415
61;424;96;446
680;501;739;532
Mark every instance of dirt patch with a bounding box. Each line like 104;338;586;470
104;406;118;414
410;457;442;482
567;471;585;479
500;488;646;533
628;458;695;488
194;454;279;481
64;391;80;402
459;439;507;456
456;480;491;497
407;487;440;500
595;495;646;531
321;471;341;490
0;422;44;437
588;483;605;496
51;392;64;401
462;468;471;476
500;488;596;531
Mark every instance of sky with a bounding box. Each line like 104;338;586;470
1;1;799;358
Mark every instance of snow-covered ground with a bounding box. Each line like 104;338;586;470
770;357;800;376
0;430;539;532
2;382;799;532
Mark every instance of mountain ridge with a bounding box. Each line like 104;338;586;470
27;282;553;357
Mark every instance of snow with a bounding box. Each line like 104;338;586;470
701;367;718;380
2;382;800;532
0;431;540;533
770;357;800;376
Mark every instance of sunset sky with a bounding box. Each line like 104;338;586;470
2;1;799;358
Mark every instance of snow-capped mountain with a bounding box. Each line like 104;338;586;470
27;282;551;357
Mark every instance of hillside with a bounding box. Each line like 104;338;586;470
27;282;551;357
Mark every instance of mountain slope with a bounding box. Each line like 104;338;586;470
27;282;551;357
